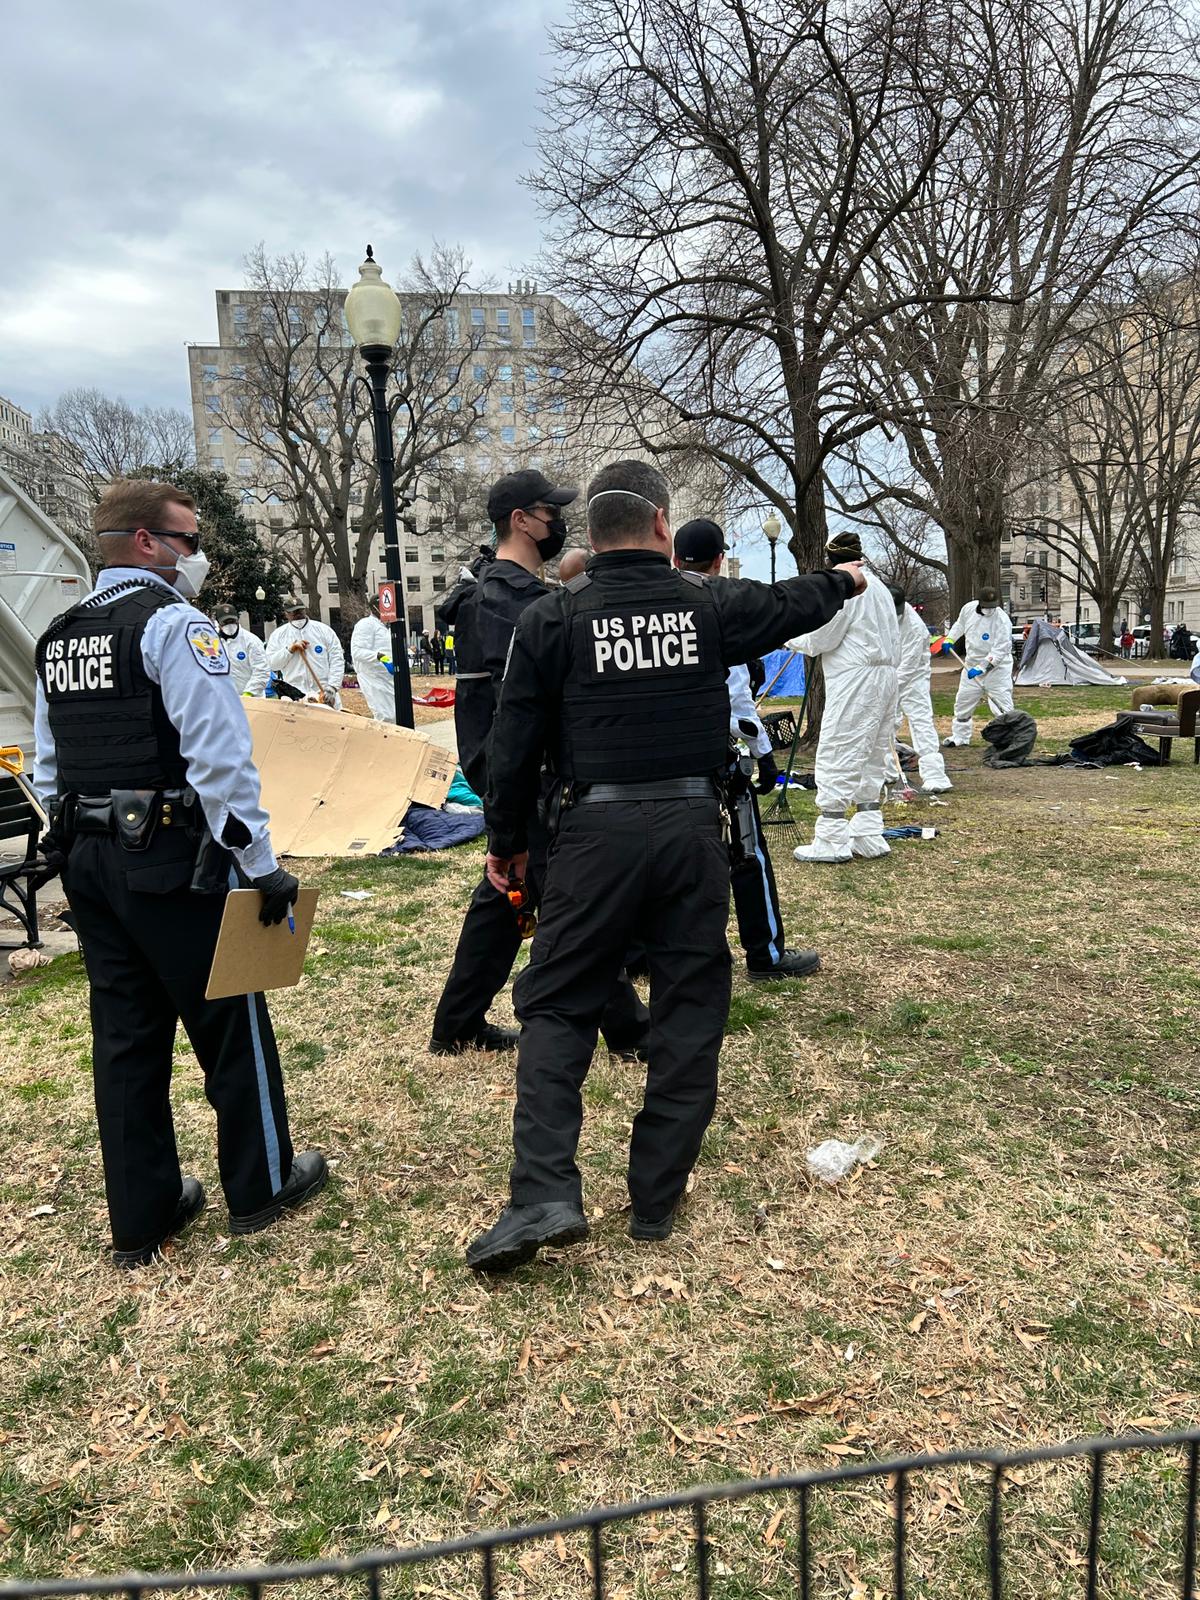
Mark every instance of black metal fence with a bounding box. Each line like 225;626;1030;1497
2;1428;1197;1600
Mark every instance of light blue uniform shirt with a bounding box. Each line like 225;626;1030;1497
727;662;772;758
33;567;278;878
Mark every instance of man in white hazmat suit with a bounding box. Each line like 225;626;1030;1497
888;586;951;793
350;595;396;722
265;598;344;708
790;531;900;863
943;585;1013;745
213;604;268;697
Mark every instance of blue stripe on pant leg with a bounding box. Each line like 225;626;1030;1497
245;992;282;1194
750;809;783;963
226;867;282;1195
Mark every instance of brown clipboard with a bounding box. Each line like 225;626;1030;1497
205;888;319;1000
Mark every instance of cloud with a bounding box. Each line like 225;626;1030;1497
0;0;565;415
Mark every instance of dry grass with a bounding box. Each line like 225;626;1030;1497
1;685;1198;1595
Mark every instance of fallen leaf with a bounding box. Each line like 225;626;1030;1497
517;1338;532;1375
560;1393;577;1417
763;1507;786;1546
189;1460;214;1485
907;1310;929;1335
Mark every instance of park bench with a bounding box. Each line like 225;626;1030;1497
0;770;44;950
1128;685;1200;765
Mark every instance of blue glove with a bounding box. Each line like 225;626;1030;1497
377;654;395;676
967;667;983;679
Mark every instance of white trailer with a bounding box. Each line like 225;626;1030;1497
0;465;92;760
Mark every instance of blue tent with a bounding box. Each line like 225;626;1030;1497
759;648;806;698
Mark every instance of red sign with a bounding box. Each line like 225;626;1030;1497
377;582;398;623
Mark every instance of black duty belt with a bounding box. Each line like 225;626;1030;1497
70;788;195;837
575;777;718;805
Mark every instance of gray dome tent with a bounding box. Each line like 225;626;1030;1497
1015;619;1126;687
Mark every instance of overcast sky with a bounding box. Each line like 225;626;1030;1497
0;0;565;419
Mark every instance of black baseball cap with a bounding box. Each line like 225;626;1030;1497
487;469;577;524
213;603;238;623
674;518;726;564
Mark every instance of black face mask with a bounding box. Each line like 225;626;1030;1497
528;511;568;563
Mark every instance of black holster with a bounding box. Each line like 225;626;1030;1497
722;752;756;867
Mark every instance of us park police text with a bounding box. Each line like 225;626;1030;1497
42;633;115;693
590;610;699;673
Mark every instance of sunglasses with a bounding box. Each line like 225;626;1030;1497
506;876;537;940
141;526;202;555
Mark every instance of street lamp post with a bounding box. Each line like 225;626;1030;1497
254;584;266;640
762;512;782;585
344;245;414;728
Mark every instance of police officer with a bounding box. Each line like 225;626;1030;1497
673;518;820;981
214;603;268;697
429;469;649;1059
31;479;326;1268
466;460;864;1271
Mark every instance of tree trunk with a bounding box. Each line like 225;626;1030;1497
1147;587;1167;661
1098;598;1117;655
947;528;1001;615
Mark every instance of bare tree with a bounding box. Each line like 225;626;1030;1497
531;0;970;579
215;246;495;626
836;0;1200;611
40;388;195;496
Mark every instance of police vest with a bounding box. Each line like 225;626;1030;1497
35;583;189;795
556;569;729;784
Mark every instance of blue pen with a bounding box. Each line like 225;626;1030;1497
286;902;296;935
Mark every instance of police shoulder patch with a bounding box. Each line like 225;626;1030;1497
186;621;230;674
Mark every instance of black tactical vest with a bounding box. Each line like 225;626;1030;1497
556;566;729;784
36;582;189;795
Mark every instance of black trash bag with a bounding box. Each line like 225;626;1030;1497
1066;717;1164;767
982;709;1039;767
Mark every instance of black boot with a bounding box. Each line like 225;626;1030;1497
113;1177;206;1269
229;1150;328;1236
429;1022;520;1056
466;1202;588;1272
630;1206;677;1241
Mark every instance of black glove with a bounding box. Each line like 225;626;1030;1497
251;866;300;926
26;846;68;895
755;753;780;795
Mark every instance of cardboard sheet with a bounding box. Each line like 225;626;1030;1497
244;700;454;856
205;887;319;1000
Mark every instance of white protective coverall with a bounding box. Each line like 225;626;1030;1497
788;572;900;861
222;626;268;697
946;600;1014;744
350;614;396;722
896;604;951;791
265;618;345;708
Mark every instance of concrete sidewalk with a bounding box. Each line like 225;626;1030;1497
0;874;78;988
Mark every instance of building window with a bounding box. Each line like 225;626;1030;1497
496;309;510;327
432;575;446;593
406;576;420;593
203;363;218;382
431;548;444;563
210;457;225;473
328;575;339;592
208;428;222;447
475;425;490;442
528;425;542;442
498;364;512;381
231;363;246;380
501;425;516;444
524;366;538;385
405;548;419;562
522;308;535;326
445;310;459;343
550;398;566;414
237;457;253;476
447;396;461;412
472;363;486;383
205;396;220;415
500;396;514;413
471;308;485;327
549;364;564;379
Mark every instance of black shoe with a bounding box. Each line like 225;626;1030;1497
608;1035;650;1064
466;1202;588;1273
113;1177;206;1269
630;1207;676;1241
429;1022;520;1056
229;1150;328;1236
747;949;821;981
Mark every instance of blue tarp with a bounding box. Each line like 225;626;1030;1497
759;649;807;698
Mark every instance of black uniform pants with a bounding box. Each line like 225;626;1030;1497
64;835;294;1253
729;787;787;970
509;795;732;1222
432;812;650;1050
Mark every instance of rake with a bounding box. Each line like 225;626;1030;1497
758;655;811;846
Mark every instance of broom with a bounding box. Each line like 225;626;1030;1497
758;655;811;846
